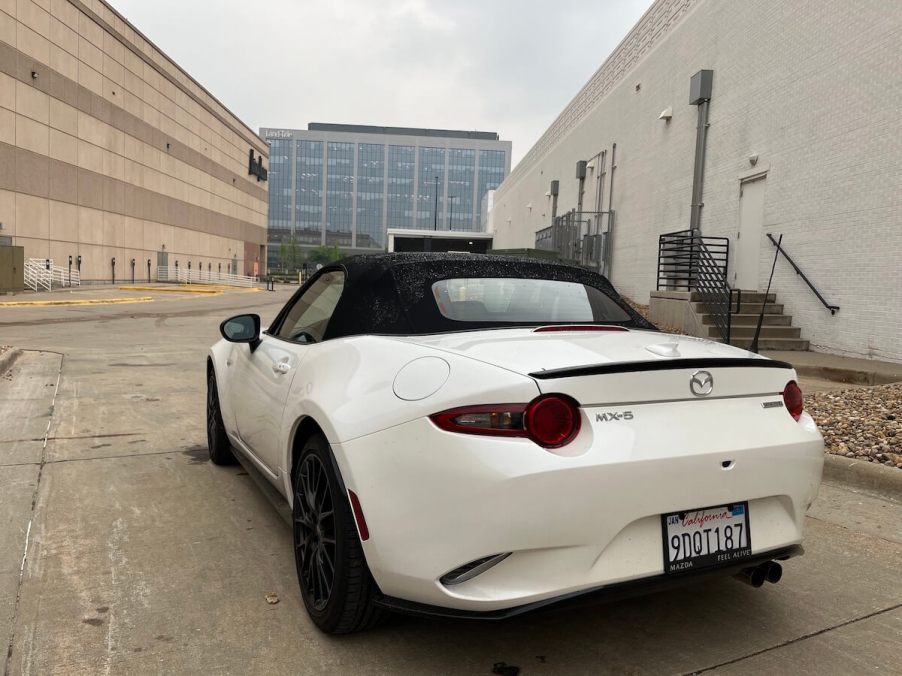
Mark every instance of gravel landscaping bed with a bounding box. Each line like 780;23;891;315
807;383;902;469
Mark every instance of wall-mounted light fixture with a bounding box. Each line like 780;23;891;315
586;159;596;171
659;106;673;121
748;153;759;166
31;70;38;80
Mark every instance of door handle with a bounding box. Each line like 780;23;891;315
272;360;291;375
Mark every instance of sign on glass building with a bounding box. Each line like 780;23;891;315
261;124;511;268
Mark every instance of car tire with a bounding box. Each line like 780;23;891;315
206;370;236;465
292;433;384;634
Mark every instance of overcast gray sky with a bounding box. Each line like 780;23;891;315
106;0;652;166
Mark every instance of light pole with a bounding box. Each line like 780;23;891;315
447;196;456;230
432;175;439;230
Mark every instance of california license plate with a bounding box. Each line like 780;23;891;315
661;502;752;574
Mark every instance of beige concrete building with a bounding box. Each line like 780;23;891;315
0;0;268;282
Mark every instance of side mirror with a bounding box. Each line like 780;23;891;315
220;314;261;350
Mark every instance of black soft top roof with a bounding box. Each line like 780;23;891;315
301;253;656;340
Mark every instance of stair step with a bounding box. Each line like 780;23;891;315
693;302;784;315
709;325;801;339
728;338;810;351
731;291;776;304
701;313;792;326
690;291;775;304
732;303;784;315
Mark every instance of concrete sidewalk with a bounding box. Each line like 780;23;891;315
764;350;902;385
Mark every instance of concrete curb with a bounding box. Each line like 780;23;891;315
795;364;902;386
823;454;902;501
0;297;154;307
0;348;22;375
118;285;221;294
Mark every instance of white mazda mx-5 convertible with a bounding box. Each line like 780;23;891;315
206;253;824;633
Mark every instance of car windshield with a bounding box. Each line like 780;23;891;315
430;278;632;324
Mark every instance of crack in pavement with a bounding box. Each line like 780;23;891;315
684;601;902;674
3;351;64;676
0;432;147;445
0;449;185;468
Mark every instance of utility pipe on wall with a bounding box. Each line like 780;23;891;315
689;70;714;231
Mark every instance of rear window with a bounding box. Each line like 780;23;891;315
430;278;631;324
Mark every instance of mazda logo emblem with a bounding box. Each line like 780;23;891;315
690;370;714;396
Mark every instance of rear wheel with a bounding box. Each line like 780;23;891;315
292;433;384;633
206;370;236;465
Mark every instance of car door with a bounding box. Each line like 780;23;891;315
232;270;346;473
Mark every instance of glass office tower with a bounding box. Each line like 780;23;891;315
261;124;511;268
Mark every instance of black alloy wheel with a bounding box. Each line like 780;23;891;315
206;371;236;465
292;434;384;633
295;453;336;610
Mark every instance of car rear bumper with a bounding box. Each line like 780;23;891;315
374;544;804;619
333;403;824;612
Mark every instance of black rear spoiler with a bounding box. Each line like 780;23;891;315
529;357;794;380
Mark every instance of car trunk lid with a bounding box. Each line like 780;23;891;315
393;328;796;404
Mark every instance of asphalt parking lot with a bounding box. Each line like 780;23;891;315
1;287;900;675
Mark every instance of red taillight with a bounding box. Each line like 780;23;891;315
430;394;582;448
524;394;581;448
533;325;628;333
782;380;803;421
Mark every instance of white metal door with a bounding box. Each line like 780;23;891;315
734;176;766;290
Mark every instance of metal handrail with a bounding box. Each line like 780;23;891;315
534;210;615;274
156;266;259;288
692;236;733;344
656;229;729;292
766;233;839;315
655;231;732;343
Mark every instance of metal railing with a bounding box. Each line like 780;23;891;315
656;230;729;291
24;258;80;291
535;210;615;275
656;231;733;343
24;259;50;291
156;266;259;288
766;233;839;315
694;239;734;344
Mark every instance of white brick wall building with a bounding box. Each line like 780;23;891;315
492;0;902;362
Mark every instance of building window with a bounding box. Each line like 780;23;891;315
387;145;415;229
326;142;354;247
296;140;324;245
416;147;446;230
447;148;476;231
356;143;385;248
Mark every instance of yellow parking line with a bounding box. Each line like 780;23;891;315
0;297;154;307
